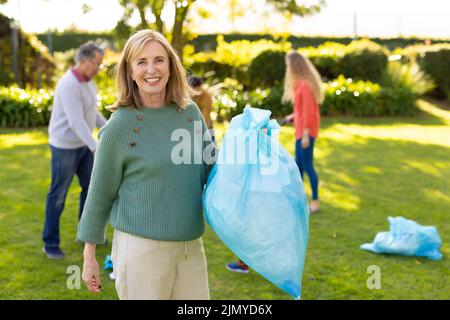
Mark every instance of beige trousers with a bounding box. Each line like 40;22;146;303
111;229;210;300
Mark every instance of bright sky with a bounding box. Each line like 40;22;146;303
1;0;449;38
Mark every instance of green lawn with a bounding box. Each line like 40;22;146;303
0;99;449;299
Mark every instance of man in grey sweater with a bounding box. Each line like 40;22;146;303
42;42;107;259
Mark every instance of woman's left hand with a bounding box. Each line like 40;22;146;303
301;136;310;149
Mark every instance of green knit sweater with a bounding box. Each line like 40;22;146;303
77;102;215;244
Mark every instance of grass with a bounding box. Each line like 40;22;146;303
0;98;449;300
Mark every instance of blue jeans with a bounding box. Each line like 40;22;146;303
295;137;319;200
42;145;94;247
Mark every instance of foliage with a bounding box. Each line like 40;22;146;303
213;74;423;120
209;35;290;68
396;43;450;99
114;1;324;55
1;103;450;299
189;34;450;53
300;40;390;82
0;85;116;128
382;62;435;97
266;0;325;17
323;75;424;117
211;78;291;122
247;50;287;89
297;42;345;81
94;49;120;92
36;31;114;52
0;86;53;127
340;39;390;82
188;38;391;87
187;35;291;86
416;47;450;100
0;13;56;88
37;32;449;53
322;76;387;117
114;0;195;54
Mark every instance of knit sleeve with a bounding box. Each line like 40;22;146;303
190;102;218;186
77;110;128;244
202;122;218;185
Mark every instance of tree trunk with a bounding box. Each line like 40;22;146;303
151;0;165;34
171;4;190;59
155;15;164;33
137;6;148;29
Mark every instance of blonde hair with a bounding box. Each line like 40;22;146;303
111;29;193;110
282;51;324;105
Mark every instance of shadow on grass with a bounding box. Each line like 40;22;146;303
0;143;50;191
302;136;449;299
318;136;449;222
1;125;449;299
423;96;450;111
312;139;450;255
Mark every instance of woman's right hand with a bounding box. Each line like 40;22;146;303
282;113;294;125
82;243;102;293
82;257;102;293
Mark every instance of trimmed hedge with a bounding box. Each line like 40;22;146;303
0;86;116;128
0;72;424;129
36;31;114;52
340;40;389;82
0;86;53;127
299;42;346;81
186;36;291;88
35;31;450;52
187;38;391;88
397;44;450;99
247;50;286;89
321;75;418;117
417;48;450;99
213;74;421;121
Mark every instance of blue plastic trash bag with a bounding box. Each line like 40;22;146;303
103;255;113;270
203;106;309;299
361;216;442;260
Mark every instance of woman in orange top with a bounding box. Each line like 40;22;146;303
283;51;324;213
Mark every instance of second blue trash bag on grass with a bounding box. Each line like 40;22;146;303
361;216;443;260
203;106;309;299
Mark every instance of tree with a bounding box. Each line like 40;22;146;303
81;3;93;14
116;0;326;55
266;0;325;18
171;0;194;56
115;0;194;54
117;0;165;32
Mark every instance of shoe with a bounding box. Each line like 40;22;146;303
309;201;320;213
226;262;249;274
310;207;320;213
42;246;65;260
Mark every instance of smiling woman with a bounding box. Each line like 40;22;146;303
110;29;193;111
76;29;217;300
130;41;171;108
